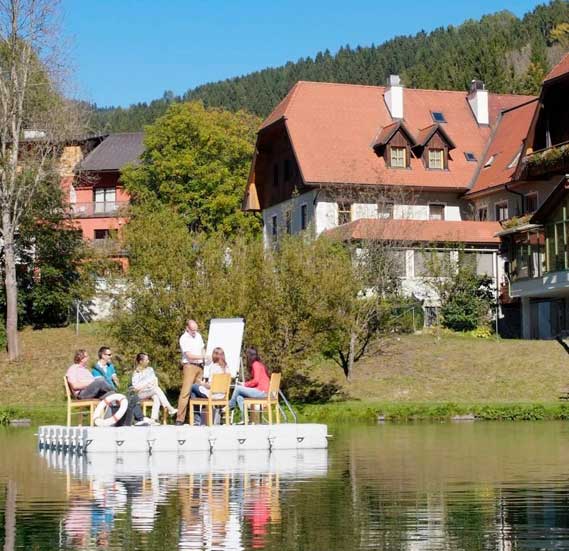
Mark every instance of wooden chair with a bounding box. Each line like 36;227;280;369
64;376;99;427
141;399;169;424
189;373;231;426
243;373;281;425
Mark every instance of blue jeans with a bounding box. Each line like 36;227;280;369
190;384;207;425
229;386;267;417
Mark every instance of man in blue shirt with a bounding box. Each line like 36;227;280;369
92;346;119;390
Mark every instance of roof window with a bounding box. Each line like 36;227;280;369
464;152;477;162
507;147;522;169
483;155;495;168
431;111;446;123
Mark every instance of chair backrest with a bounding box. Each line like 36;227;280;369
64;376;72;401
268;372;281;401
210;373;231;398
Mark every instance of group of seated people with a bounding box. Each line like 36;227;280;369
65;319;271;426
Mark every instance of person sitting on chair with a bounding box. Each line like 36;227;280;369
68;349;113;400
92;346;119;390
199;346;231;424
67;349;147;426
229;347;269;421
131;352;177;424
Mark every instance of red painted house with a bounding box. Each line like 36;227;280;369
62;132;144;268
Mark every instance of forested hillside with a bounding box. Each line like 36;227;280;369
90;0;569;133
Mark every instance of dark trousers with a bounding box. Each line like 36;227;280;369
79;380;142;426
114;391;143;426
77;378;113;399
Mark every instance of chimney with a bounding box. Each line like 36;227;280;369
467;80;489;125
385;74;404;120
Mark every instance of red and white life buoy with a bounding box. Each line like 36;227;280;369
93;393;128;427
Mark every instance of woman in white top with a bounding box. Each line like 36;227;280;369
131;352;177;423
199;347;230;424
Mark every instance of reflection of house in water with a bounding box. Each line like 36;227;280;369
41;448;327;550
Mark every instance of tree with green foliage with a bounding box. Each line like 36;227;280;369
121;102;262;237
424;248;495;332
0;174;90;333
0;0;84;358
111;204;381;397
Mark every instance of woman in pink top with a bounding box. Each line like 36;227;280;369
229;347;270;420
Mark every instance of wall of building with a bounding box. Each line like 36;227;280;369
470;178;560;221
261;190;318;245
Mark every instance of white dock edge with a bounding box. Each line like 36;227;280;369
37;423;329;454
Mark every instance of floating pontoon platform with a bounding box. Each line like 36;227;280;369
37;423;329;454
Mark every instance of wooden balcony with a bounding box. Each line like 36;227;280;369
70;201;129;218
521;142;569;179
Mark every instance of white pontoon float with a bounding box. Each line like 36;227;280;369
37;423;329;454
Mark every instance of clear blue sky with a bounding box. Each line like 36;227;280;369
62;0;548;108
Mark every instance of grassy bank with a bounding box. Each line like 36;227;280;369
298;401;569;423
2;326;569;424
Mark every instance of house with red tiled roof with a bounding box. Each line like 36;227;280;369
244;76;533;324
59;133;143;271
488;52;569;339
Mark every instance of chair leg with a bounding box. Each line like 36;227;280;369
67;406;71;427
268;403;273;425
275;402;281;424
244;403;249;425
225;404;230;425
207;405;212;427
162;408;167;425
90;404;94;427
189;403;194;426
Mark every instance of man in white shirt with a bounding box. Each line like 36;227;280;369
176;319;210;425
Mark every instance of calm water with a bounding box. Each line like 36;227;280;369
3;422;569;550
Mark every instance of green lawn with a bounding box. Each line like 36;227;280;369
316;332;569;403
1;326;569;423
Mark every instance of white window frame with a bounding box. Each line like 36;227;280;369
94;187;117;213
495;201;508;221
378;201;394;219
337;202;352;225
390;146;406;168
428;148;444;170
477;206;488;221
428;203;445;221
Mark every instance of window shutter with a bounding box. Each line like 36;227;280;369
406;146;411;168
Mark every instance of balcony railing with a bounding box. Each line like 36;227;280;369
521;142;569;179
89;238;127;256
70;201;129;218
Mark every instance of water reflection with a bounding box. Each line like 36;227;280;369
5;423;569;549
39;448;327;550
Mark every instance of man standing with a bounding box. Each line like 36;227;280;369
176;320;210;425
92;346;119;390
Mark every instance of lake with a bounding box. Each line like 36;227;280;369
2;421;569;550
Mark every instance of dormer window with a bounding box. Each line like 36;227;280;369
428;149;444;170
390;146;406;168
